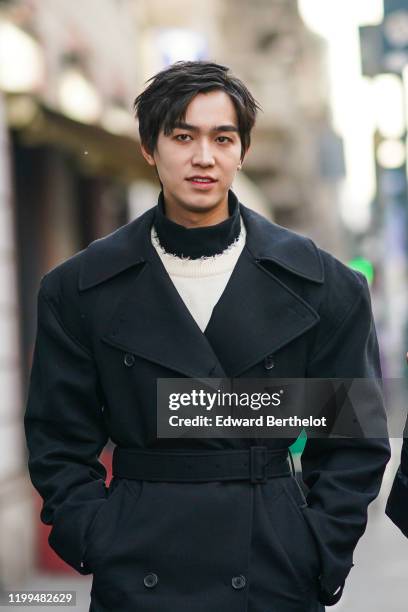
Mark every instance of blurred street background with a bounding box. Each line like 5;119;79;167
0;0;407;609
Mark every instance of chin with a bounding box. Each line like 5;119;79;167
183;191;224;210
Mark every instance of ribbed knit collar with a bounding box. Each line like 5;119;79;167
153;190;241;259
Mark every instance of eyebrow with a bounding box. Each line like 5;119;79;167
172;121;239;133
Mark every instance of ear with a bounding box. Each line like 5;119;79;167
140;144;156;167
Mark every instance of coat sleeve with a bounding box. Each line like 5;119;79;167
24;274;109;574
302;271;390;605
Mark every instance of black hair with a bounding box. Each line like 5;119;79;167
133;60;261;161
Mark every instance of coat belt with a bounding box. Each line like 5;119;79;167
112;446;292;483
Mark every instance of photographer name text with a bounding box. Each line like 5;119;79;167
168;415;327;428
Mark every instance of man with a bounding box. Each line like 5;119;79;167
24;61;390;612
385;354;408;538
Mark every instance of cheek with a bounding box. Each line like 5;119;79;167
221;146;242;167
162;152;188;176
155;143;186;175
221;155;241;175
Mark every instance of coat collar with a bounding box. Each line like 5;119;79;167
78;192;324;292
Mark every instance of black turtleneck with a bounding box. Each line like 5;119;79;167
153;190;241;259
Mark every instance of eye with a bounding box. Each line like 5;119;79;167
175;134;192;142
216;136;233;144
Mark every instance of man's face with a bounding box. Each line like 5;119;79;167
141;90;244;219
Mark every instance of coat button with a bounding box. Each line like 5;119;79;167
264;354;275;370
124;353;135;367
143;572;159;588
231;574;246;589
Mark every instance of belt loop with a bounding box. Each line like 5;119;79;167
250;446;268;483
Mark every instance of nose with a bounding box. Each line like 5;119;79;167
192;140;215;167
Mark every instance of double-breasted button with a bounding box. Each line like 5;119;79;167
124;353;135;367
264;354;275;370
231;574;246;589
143;572;159;588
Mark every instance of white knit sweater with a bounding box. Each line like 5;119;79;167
151;217;247;332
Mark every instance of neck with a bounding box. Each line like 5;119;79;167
153;189;241;259
162;190;229;228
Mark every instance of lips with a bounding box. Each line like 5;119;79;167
186;176;217;183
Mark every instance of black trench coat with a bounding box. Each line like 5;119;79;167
24;197;390;612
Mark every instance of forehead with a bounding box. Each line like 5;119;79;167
182;90;238;127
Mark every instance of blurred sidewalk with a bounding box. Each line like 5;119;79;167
332;438;407;612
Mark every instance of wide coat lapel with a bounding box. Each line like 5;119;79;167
204;205;323;376
79;206;227;378
204;248;320;377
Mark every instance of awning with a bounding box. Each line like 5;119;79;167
5;93;154;183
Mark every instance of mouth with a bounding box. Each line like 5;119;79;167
186;176;218;188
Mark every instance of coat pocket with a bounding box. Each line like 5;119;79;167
83;477;144;571
264;476;322;595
